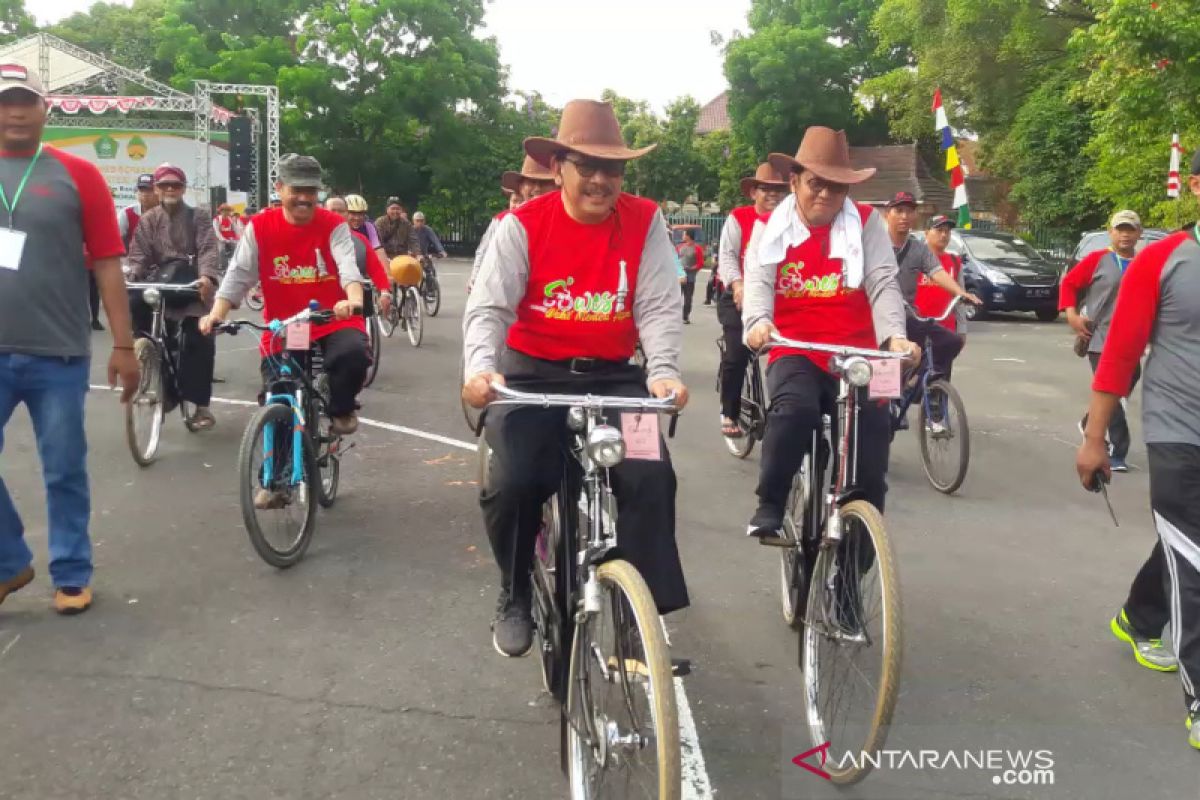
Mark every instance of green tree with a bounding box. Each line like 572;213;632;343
0;0;33;43
50;0;173;84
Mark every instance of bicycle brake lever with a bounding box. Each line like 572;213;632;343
668;413;680;439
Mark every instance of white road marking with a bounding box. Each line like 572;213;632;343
992;357;1026;363
0;633;20;663
87;385;715;795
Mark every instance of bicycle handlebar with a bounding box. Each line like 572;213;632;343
215;305;343;335
766;334;908;361
907;295;963;324
125;280;204;292
488;381;678;412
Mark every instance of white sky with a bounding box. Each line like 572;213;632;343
35;0;750;112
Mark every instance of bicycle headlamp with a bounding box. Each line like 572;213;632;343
142;287;161;308
843;356;873;388
587;424;626;468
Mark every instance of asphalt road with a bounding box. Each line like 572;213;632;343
0;259;1194;799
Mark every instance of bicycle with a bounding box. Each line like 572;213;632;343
481;383;681;799
714;337;766;460
378;280;423;347
215;303;353;568
419;254;441;317
889;297;970;494
245;282;264;311
362;291;383;388
124;281;205;466
765;334;906;785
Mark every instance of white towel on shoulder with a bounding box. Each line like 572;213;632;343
755;196;865;288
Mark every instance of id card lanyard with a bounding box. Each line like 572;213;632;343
0;144;43;229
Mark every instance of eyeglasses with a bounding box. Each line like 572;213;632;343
563;154;625;178
799;174;848;197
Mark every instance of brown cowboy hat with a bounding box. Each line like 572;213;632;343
739;163;790;198
525;99;656;168
768;127;876;186
501;155;556;194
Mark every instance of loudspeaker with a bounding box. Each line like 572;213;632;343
228;116;253;191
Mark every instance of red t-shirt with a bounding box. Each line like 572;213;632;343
252;207;366;353
914;251;961;332
216;215;239;241
771;203;877;370
352;229;389;292
506;191;656;362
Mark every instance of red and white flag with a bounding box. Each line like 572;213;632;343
1168;133;1182;198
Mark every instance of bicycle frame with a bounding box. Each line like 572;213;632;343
126;281;203;395
892;296;963;427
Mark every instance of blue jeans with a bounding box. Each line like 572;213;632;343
0;353;92;588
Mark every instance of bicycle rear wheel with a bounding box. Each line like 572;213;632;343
724;365;760;459
423;273;441;317
916;379;969;494
801;500;902;785
237;403;319;568
779;454;811;629
566;559;680;800
532;494;565;694
313;378;341;509
363;313;382;387
404;287;423;347
380;287;400;337
125;339;166;466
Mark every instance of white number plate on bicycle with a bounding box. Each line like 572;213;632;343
868;358;902;399
286;322;312;350
620;412;662;461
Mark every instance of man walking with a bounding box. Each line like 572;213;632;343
716;162;787;438
677;228;704;323
375;196;419;259
1060;210;1143;472
0;64;139;615
1076;152;1200;750
126;164;222;430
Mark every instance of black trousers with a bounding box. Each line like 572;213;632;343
88;272;101;323
1147;443;1200;714
906;316;963;380
259;328;370;417
1123;539;1169;638
705;271;719;304
681;274;698;321
717;293;752;420
757;355;891;513
480;350;689;615
1086;352;1141;460
131;303;215;406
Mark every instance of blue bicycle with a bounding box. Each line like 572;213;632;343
217;302;351;567
889;297;970;494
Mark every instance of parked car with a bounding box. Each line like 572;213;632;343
1071;228;1171;262
944;230;1061;322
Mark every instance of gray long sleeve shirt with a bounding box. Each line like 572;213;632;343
463;209;683;389
217;218;362;307
468;216;501;290
741;207;907;346
717;212;745;286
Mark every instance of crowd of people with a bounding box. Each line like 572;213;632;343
0;54;1197;757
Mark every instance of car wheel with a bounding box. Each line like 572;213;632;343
1035;308;1059;323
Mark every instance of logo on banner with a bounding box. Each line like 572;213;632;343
127;135;147;161
93;134;118;160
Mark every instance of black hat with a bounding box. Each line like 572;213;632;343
278;154;324;189
886;191;918;209
928;214;954;229
135;173;154;190
386;196;402;209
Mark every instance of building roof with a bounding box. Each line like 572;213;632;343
696;92;730;135
848;144;954;210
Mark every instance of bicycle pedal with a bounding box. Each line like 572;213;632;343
756;534;793;548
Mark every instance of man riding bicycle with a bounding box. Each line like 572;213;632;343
742;127;919;539
468;155;557;292
325;196;392;319
463;99;690;658
126;164;223;430
200;154;368;452
412;212;446;259
343;194;387;265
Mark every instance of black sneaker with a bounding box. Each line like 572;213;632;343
746;503;785;543
492;591;533;658
91;319;104;331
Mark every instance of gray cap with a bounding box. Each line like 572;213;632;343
278;154;324;189
0;64;44;98
1110;210;1142;230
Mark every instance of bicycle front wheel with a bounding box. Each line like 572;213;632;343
125;339;166;466
423;274;441;317
917;379;969;494
566;559;680;800
404;287;423;347
245;284;264;311
801;499;902;785
380;287;400;337
363;313;382;388
237;403;319;568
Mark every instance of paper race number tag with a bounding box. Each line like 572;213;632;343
620;412;662;461
285;321;312;350
0;228;27;271
868;358;902;400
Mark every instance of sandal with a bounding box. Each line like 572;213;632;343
189;407;216;431
721;418;743;438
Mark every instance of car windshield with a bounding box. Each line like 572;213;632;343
1074;230;1166;261
963;235;1044;262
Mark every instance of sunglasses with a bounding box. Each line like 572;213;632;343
798;174;849;197
563;154;626;178
156;182;184;190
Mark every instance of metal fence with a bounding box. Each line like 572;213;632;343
665;213;725;245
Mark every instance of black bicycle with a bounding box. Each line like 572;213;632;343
889;298;970;494
419;254;441;317
124;281;205;466
362;291;383;388
479;384;682;799
216;303;354;568
715;337;767;459
765;334;906;785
